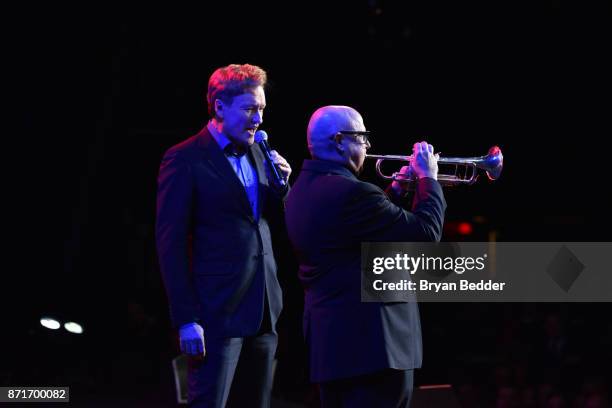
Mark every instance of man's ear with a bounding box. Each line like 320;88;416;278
214;99;224;120
333;133;344;153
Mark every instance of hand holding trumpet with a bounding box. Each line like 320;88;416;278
410;141;439;180
368;144;503;187
391;141;439;193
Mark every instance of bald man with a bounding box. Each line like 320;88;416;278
285;106;446;407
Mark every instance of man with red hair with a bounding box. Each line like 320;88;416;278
156;64;291;407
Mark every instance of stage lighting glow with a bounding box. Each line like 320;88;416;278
64;322;84;334
40;317;60;330
458;222;473;235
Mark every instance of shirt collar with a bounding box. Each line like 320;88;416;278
300;159;357;179
207;121;247;157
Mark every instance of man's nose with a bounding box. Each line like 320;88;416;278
252;110;263;125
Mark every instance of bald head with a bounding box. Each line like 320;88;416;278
307;105;365;158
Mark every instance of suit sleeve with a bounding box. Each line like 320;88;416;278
273;182;290;210
345;177;446;243
155;150;199;328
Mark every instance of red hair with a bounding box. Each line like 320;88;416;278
207;64;267;118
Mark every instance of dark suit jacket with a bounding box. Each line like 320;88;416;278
156;127;286;337
285;159;446;382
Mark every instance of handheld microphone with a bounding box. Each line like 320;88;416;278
255;130;287;187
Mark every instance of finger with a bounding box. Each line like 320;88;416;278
427;144;434;154
418;142;425;156
274;158;288;167
272;155;288;167
188;338;197;355
190;340;199;355
191;340;201;356
399;165;412;177
190;339;201;355
194;340;203;355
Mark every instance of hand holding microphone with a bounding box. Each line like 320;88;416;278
255;130;291;187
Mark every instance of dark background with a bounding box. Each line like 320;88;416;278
6;1;612;406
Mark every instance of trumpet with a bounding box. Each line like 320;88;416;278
366;146;503;186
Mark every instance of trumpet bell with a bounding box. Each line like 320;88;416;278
482;146;503;181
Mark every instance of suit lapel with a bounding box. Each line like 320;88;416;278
196;127;254;218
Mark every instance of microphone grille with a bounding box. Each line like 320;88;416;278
254;130;268;143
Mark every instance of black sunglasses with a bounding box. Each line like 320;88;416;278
332;130;371;145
